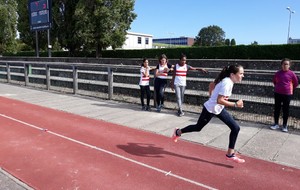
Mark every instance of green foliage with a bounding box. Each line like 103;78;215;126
251;41;258;45
9;44;299;60
74;0;136;57
194;25;225;47
16;0;136;57
0;0;18;54
230;39;236;46
53;0;83;55
102;44;300;60
225;39;230;46
1;44;296;60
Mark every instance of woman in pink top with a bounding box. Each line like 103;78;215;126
270;58;299;132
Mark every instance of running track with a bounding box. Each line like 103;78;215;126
0;97;299;190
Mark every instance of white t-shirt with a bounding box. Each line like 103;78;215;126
139;67;150;86
174;63;191;86
204;77;233;114
156;63;172;79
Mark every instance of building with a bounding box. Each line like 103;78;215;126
153;37;195;46
288;38;300;44
121;32;153;49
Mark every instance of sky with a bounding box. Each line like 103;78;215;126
128;0;300;45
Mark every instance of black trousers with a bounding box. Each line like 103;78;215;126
154;78;167;107
181;106;240;149
274;92;292;126
140;85;150;107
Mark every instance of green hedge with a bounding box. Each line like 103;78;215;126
3;44;300;60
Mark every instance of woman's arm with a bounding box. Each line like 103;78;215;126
217;95;243;108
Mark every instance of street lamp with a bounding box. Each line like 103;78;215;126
168;32;174;47
286;7;295;44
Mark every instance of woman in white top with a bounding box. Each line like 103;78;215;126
139;58;153;111
154;54;173;112
171;54;207;116
172;64;246;163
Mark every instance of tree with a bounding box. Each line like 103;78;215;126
194;25;225;47
52;0;83;55
0;0;18;54
75;0;136;57
230;39;236;46
225;39;230;46
17;0;136;57
251;41;258;45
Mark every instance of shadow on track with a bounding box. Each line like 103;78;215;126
117;142;233;169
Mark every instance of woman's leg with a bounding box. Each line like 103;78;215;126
274;92;282;125
216;109;245;163
160;79;167;106
145;85;151;107
154;78;161;107
180;86;186;110
174;85;182;110
282;94;292;126
217;109;240;150
140;85;145;107
179;107;213;134
216;109;240;151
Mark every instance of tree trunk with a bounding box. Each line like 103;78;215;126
96;43;102;58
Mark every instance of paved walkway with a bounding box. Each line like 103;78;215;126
0;83;300;189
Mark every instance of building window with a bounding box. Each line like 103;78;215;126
145;38;149;45
138;37;142;44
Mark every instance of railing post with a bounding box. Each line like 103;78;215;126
107;67;113;100
6;63;11;83
73;65;78;94
24;64;29;86
46;64;50;90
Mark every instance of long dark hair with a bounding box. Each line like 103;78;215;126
214;64;242;84
159;54;168;63
141;58;148;67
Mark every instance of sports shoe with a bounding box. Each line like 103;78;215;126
282;125;288;132
270;124;279;130
172;128;180;142
226;154;245;163
156;106;161;112
177;110;185;117
145;106;151;111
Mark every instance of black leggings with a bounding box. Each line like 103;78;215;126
140;85;151;107
181;106;240;149
154;78;167;107
274;92;292;126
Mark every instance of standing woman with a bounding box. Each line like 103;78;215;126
139;58;153;111
171;53;207;116
172;64;246;163
154;54;173;112
270;58;298;132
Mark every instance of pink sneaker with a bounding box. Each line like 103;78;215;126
226;154;245;163
172;128;180;142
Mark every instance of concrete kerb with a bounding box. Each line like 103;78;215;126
0;168;34;190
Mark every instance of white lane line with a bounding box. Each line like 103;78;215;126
0;114;218;190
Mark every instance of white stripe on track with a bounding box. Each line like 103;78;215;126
0;113;218;190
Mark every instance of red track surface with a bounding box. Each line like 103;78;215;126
0;96;299;190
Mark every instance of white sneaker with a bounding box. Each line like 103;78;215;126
270;124;279;130
282;126;288;132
